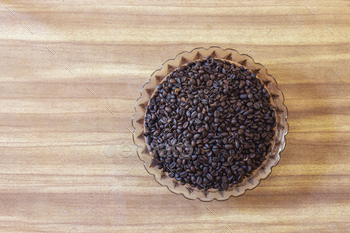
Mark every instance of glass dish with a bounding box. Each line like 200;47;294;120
132;47;288;201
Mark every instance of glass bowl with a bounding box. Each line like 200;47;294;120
132;47;288;201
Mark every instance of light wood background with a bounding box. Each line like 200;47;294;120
0;0;350;232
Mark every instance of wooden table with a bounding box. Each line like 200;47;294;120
1;1;349;232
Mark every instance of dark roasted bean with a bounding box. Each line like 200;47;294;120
183;121;189;128
235;139;240;148
165;107;172;112
180;171;187;178
214;110;220;118
203;177;209;184
198;127;205;133
203;166;209;174
196;176;202;185
240;94;247;99
207;173;213;181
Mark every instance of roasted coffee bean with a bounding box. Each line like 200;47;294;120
214;110;220;118
227;156;234;163
207;173;213;181
196;176;202;185
235;139;240;148
203;177;209;184
183;121;189;128
180;171;187;178
198;127;205;133
165;107;172;112
240;94;247;99
144;57;276;190
203;166;209;174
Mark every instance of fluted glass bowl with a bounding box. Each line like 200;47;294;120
132;47;288;201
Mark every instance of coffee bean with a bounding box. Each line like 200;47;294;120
207;173;213;181
203;177;209;184
253;103;260;110
191;111;197;118
203;166;209;174
235;139;240;148
183;121;189;128
240;94;247;99
198;112;204;120
214;110;220;118
144;57;276;190
196;176;202;185
198;127;205;133
165;107;172;112
180;171;187;178
239;81;245;89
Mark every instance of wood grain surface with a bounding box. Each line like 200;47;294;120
1;1;350;232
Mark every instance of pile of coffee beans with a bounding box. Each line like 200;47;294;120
144;56;276;191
